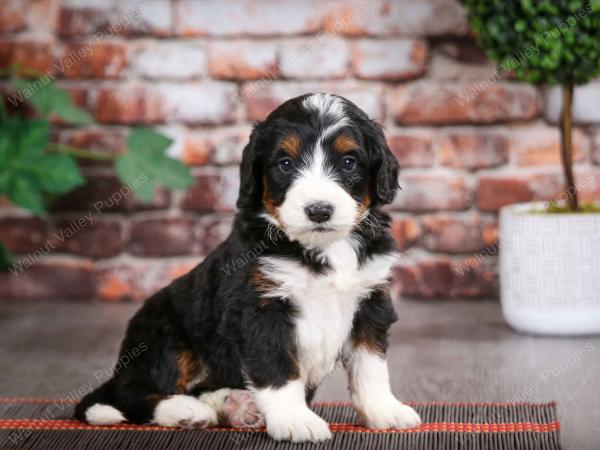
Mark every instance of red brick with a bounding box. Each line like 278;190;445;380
576;170;600;203
95;83;237;125
243;81;384;121
351;39;427;80
174;0;321;36
129;218;197;256
392;258;496;299
209;41;277;80
477;176;534;212
280;38;348;79
59;127;126;166
434;130;509;169
421;214;497;254
0;217;48;253
0;0;25;32
95;259;197;301
390;217;421;251
322;0;468;37
50;218;123;258
181;169;239;213
393;82;540;125
0;258;95;300
182;126;251;166
58;2;172;37
387;130;433;167
60;42;127;79
391;173;472;212
510;126;589;166
132;41;206;79
0;39;54;73
198;216;235;255
51;175;170;213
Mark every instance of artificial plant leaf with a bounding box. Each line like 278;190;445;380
115;128;194;204
0;242;15;271
35;154;85;194
49;88;93;125
6;176;45;215
127;127;173;154
11;76;92;125
17;120;49;158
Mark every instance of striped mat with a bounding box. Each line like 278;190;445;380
0;398;561;449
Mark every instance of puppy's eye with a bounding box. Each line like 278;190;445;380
278;158;294;173
341;156;356;172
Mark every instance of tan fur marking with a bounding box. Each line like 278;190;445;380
175;350;204;394
280;134;301;157
333;134;359;154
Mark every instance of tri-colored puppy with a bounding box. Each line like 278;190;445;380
75;93;421;442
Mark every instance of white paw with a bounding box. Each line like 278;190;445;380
153;395;217;429
357;396;421;430
266;407;332;442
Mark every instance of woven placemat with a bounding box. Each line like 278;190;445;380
0;398;561;449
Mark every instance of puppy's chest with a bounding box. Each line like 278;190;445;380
257;240;396;386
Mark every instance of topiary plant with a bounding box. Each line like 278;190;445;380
0;66;195;270
462;0;600;211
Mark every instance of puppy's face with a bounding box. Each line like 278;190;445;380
238;93;399;248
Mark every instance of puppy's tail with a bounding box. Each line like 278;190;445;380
75;380;126;425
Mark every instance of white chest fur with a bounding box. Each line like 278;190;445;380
257;238;398;387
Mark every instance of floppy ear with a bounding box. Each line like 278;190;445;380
236;124;263;210
366;121;399;205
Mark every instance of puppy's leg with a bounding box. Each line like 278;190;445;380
241;300;331;442
344;290;421;429
253;379;331;442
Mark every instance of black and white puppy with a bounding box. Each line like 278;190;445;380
75;93;421;442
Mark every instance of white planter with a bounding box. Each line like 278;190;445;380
500;202;600;335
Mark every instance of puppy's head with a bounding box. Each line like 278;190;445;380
237;93;399;248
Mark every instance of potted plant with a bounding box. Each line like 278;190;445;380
462;1;600;335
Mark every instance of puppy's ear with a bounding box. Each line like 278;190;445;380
366;120;399;205
236;124;263;210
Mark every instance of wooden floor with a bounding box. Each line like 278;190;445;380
0;298;598;449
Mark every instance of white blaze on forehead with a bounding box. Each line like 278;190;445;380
302;93;350;141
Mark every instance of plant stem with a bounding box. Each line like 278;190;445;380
46;143;115;161
559;84;578;211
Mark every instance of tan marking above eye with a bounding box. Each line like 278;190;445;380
333;134;359;154
280;134;301;157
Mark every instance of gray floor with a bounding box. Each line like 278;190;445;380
0;298;598;449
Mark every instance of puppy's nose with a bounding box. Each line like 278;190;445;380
304;202;334;223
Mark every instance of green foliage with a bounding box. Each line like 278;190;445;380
541;201;600;213
0;75;195;220
461;0;600;85
115;128;195;203
11;77;93;125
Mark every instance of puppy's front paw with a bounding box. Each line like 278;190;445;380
357;396;421;430
266;407;332;442
153;395;218;429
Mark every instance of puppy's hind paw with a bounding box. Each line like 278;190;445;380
153;395;217;429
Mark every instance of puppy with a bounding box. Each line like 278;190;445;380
75;93;421;442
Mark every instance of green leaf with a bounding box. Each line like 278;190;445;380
49;88;93;125
11;76;92;125
0;242;15;271
18;120;49;158
115;128;194;204
7;176;45;215
36;154;85;194
127;128;173;154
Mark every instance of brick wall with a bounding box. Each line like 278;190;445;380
1;0;599;301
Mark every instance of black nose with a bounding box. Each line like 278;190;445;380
304;202;334;223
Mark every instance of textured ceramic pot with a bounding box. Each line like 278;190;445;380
500;202;600;335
